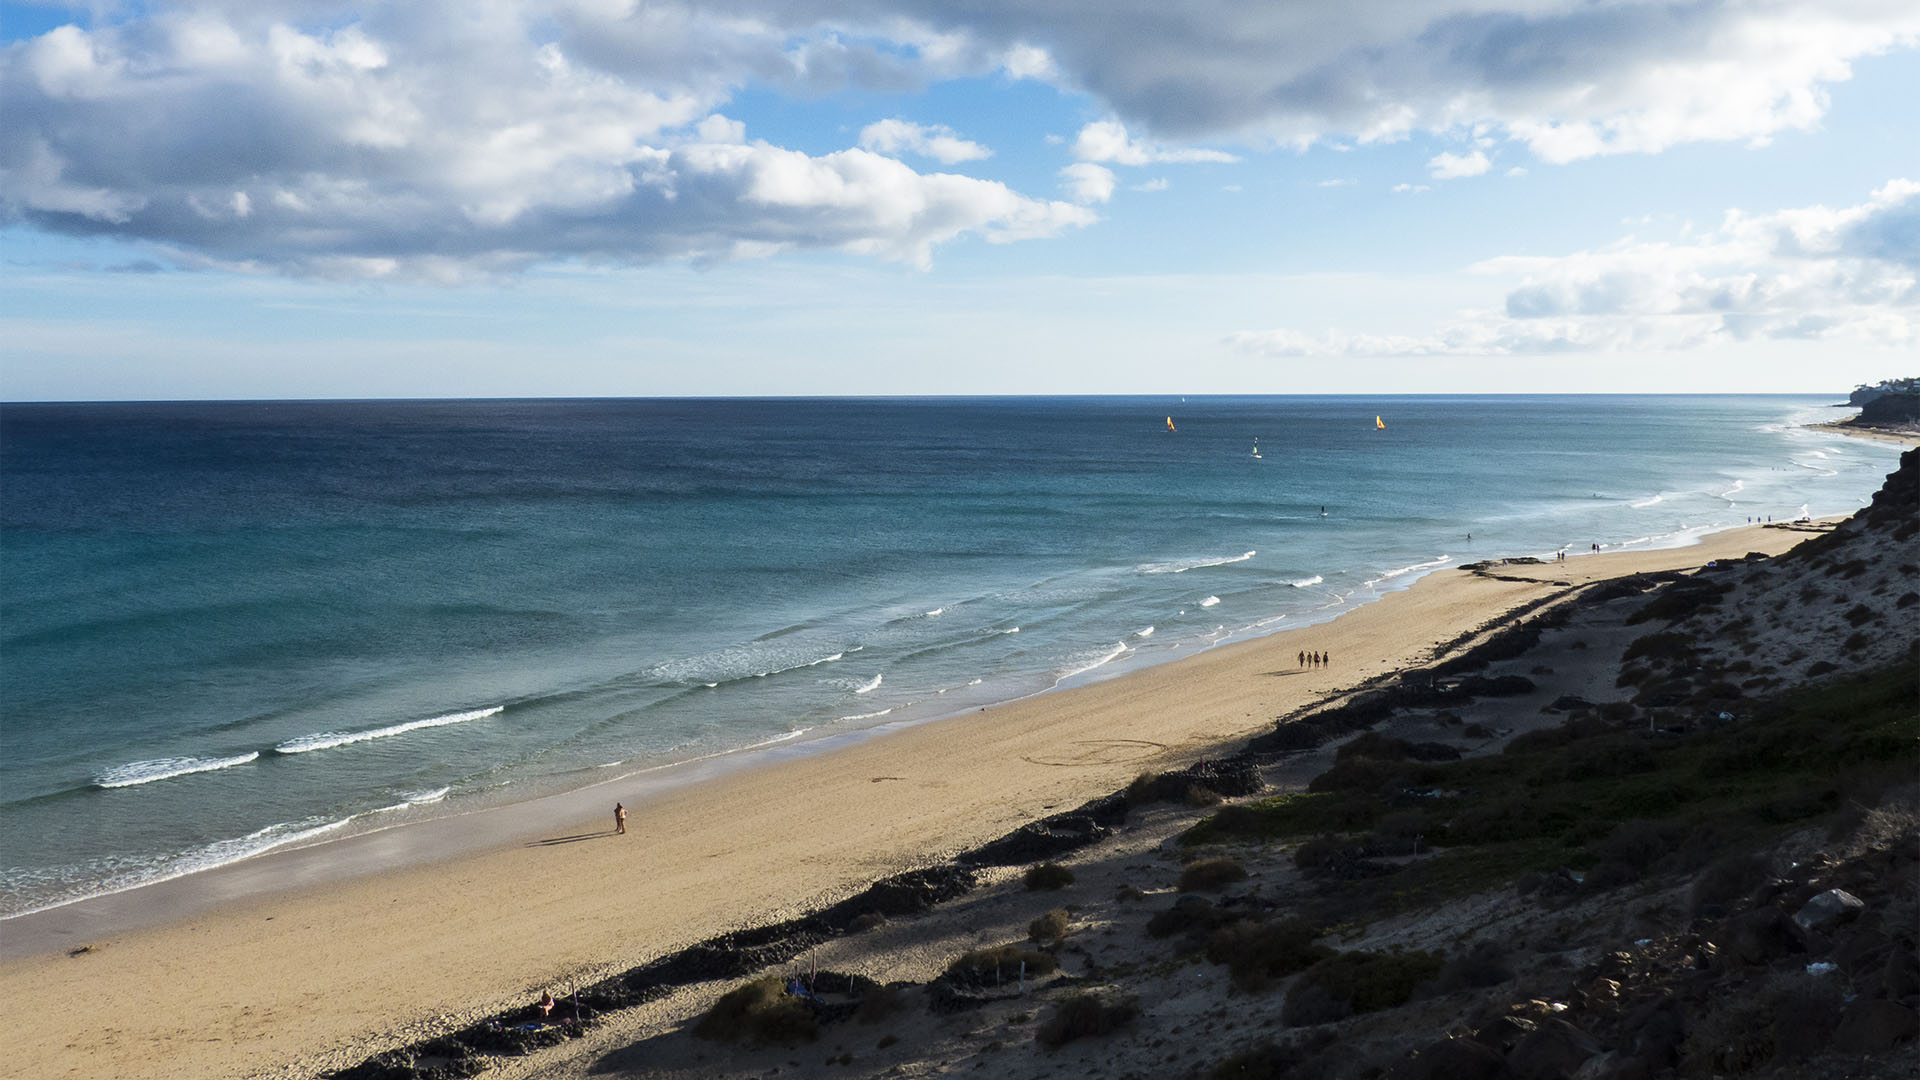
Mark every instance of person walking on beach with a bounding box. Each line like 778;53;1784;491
1325;651;1332;667
1298;649;1305;668
614;802;627;835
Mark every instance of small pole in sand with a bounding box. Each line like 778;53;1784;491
1019;960;1027;995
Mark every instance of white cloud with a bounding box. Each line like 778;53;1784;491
1316;178;1354;188
8;0;1918;280
1071;121;1238;165
858;118;992;163
1505;166;1528;178
1427;150;1490;179
1058;162;1116;204
1132;178;1169;193
0;8;1083;277
1391;183;1430;194
1230;180;1920;357
890;1;1920;162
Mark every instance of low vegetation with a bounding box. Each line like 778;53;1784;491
1184;661;1917;911
1024;863;1075;890
693;976;818;1046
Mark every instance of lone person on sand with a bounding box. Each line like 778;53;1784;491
614;802;627;835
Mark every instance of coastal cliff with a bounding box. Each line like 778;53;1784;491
328;450;1918;1080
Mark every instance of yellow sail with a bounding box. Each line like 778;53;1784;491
1375;415;1385;430
1166;416;1176;432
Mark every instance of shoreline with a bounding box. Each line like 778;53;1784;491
0;501;1841;946
2;405;1889;931
0;517;1849;1080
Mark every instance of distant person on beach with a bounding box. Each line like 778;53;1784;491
614;802;627;835
1325;651;1332;666
538;992;556;1017
1298;649;1305;668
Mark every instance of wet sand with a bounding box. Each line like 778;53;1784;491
0;522;1833;1080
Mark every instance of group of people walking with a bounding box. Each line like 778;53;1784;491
1297;649;1330;669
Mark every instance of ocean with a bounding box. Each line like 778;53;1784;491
0;395;1899;918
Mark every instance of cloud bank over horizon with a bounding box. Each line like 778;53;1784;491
4;0;1917;280
1229;181;1920;358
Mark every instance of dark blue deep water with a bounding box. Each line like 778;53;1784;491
0;396;1899;914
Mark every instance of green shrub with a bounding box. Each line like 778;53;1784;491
1146;895;1226;940
693;976;818;1045
1281;949;1443;1026
1335;732;1412;761
1623;631;1695;664
1204;918;1330;991
945;945;1056;987
1028;908;1070;943
1126;771;1162;806
1178;857;1249;891
1185;784;1224;807
1035;992;1139;1047
1025;863;1075;890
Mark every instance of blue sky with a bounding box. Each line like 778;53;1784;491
2;0;1916;399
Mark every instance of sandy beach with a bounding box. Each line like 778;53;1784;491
0;520;1848;1080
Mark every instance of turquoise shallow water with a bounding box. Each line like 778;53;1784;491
0;395;1898;915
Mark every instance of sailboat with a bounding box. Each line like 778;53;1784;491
1166;416;1177;433
1251;437;1261;459
1375;415;1386;430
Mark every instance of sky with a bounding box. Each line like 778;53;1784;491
1;0;1917;399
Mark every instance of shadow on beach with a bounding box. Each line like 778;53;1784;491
527;831;620;847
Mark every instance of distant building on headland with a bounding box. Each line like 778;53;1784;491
1849;377;1919;407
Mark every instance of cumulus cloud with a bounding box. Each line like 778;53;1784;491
1428;150;1490;179
1229;181;1920;357
6;0;1918;279
1071;121;1238;165
1058;162;1116;204
858;118;992;163
868;0;1920;161
0;6;1086;276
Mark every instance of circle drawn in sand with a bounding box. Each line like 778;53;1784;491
1022;739;1165;767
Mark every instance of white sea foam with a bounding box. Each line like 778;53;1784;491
839;708;894;721
274;706;502;755
1199;595;1221;607
1363;555;1451;587
968;678;983;685
371;787;452;814
1134;626;1155;638
1719;480;1745;500
1285;575;1323;588
1055;642;1128;684
1140;550;1255;574
852;674;882;695
1630;494;1665;509
95;752;261;789
4;815;356;920
925;608;943;617
1001;626;1020;634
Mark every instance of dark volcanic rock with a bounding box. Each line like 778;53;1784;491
1506;1018;1601;1080
956;814;1110;867
819;866;978;928
1834;999;1920;1054
1390;1035;1511;1080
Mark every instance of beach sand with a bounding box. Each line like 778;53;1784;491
0;522;1839;1080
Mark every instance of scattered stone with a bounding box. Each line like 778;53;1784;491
1792;888;1865;933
